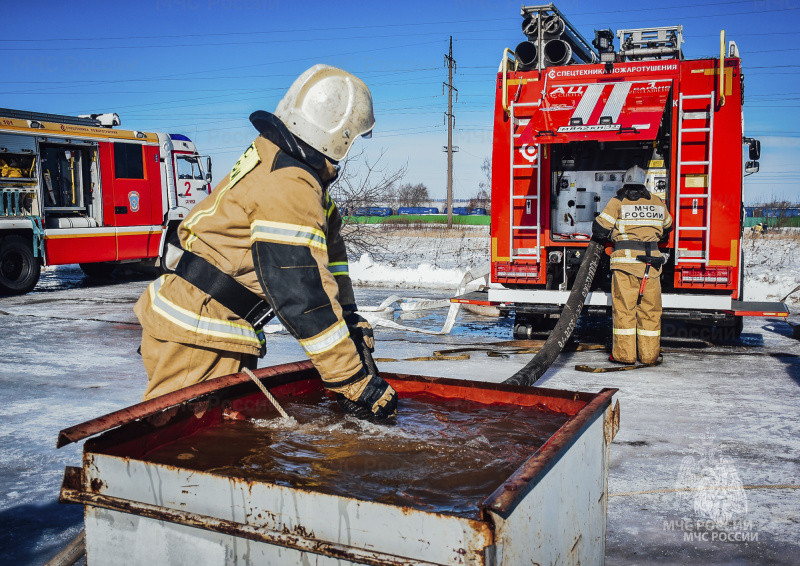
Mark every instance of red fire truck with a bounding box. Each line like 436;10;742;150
0;108;212;294
455;4;788;339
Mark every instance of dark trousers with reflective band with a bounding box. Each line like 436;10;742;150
611;270;662;364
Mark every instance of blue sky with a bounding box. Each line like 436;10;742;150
4;0;799;203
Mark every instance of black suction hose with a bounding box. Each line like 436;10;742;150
504;240;604;386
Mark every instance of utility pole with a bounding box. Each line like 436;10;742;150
443;36;458;229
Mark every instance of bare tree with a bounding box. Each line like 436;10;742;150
479;157;491;193
468;157;491;212
328;149;406;260
395;183;430;207
755;199;799;228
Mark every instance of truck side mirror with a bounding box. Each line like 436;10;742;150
748;139;760;160
205;157;212;182
745;161;759;175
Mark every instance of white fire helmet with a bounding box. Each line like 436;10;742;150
623;165;647;186
275;64;375;162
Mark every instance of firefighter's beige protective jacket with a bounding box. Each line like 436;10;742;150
135;134;362;388
594;189;673;278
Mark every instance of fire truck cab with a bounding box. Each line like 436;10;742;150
454;4;788;340
0;108;212;294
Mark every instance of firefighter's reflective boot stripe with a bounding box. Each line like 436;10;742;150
141;331;256;401
611;270;662;364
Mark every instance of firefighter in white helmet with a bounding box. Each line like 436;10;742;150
135;65;397;420
592;165;673;364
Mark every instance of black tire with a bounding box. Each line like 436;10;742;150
713;316;744;341
0;235;41;295
733;315;744;339
684;322;713;342
79;262;116;279
686;317;743;342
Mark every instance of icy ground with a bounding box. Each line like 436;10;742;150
0;230;798;565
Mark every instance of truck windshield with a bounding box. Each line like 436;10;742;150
176;155;204;180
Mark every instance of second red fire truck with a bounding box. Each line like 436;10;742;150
0;108;212;294
455;4;788;339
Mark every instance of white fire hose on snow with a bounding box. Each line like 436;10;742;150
355;262;490;335
256;263;490;337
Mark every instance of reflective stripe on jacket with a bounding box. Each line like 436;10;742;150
593;190;673;277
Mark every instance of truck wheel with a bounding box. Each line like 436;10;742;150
711;316;744;342
79;262;116;279
733;315;744;339
0;236;41;295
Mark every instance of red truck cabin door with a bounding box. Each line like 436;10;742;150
103;142;163;260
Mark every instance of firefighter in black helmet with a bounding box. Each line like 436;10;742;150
592;165;673;364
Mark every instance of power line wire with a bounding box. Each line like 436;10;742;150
5;67;444;87
14;39;446;99
0;0;764;44
0;30;472;52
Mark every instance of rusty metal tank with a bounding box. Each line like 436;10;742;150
58;360;619;565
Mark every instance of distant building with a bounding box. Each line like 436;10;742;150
744;204;800;227
745;205;800;218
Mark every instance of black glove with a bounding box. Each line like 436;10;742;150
345;312;379;376
591;219;611;244
659;222;673;243
336;371;398;421
344;312;374;351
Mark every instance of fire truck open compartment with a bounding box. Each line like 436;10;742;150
549;140;670;243
0;134;38;217
0;154;36;182
40;141;102;228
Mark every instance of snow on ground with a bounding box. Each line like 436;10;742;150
742;229;800;305
350;253;472;288
348;225;489;288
